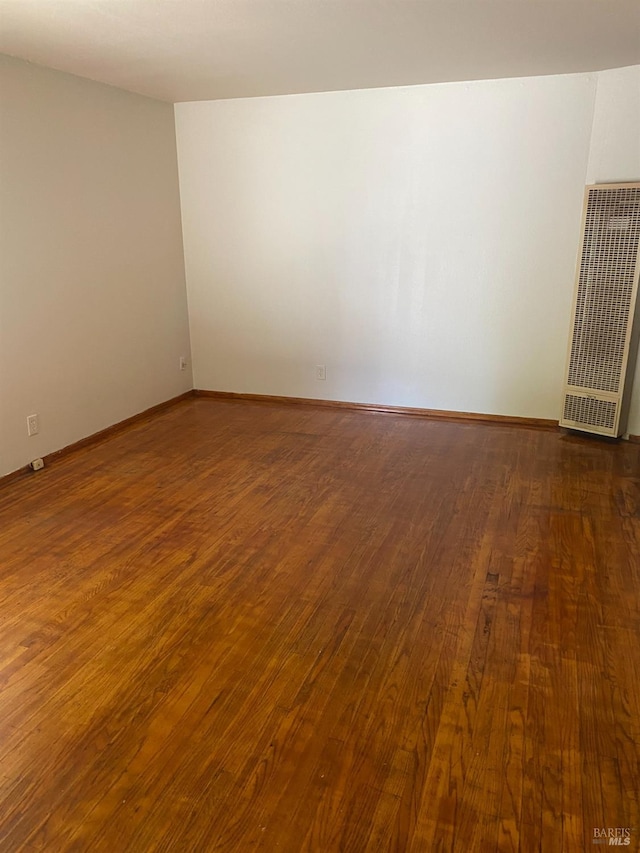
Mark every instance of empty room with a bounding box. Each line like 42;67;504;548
1;1;639;850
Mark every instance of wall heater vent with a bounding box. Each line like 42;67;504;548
563;394;617;431
560;183;640;437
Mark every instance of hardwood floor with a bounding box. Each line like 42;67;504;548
0;398;638;852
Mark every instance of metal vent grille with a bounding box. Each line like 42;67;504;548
563;394;617;431
567;186;640;393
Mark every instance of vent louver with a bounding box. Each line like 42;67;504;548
560;183;640;437
563;394;616;431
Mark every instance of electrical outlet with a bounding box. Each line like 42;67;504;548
316;364;327;381
27;414;39;436
179;356;188;371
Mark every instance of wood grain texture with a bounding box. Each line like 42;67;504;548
194;389;559;429
0;398;638;852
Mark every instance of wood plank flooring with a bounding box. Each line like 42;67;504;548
0;398;638;852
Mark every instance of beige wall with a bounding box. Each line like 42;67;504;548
0;55;192;476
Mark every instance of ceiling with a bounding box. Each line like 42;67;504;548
1;0;639;103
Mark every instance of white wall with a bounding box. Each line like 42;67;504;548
586;65;640;435
3;60;636;470
0;56;192;476
176;73;597;420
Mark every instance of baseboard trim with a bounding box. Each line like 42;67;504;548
0;467;29;488
0;391;194;489
194;389;559;429
4;388;630;490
